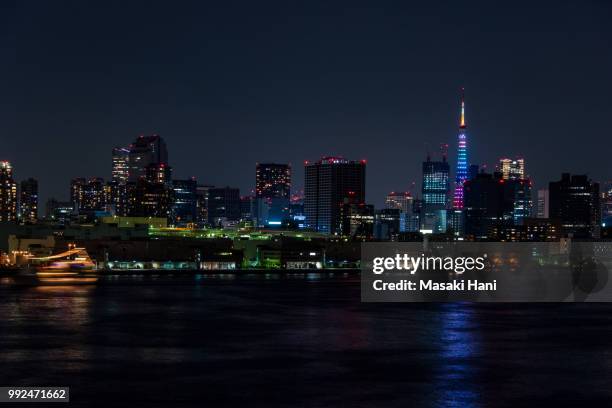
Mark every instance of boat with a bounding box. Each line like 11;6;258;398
7;247;98;286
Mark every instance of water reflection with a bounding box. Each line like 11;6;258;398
434;303;481;407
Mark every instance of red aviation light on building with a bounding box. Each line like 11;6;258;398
360;159;367;164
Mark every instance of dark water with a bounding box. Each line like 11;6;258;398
1;275;612;407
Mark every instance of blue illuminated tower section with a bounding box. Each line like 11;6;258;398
453;88;468;209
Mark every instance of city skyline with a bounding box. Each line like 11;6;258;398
1;1;611;208
2;92;609;210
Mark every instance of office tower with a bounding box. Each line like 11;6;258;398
463;172;516;240
19;178;38;223
385;191;417;232
170;178;198;226
254;163;291;227
196;185;212;226
453;88;468;209
70;178;86;209
107;181;128;216
385;191;412;213
338;201;374;240
256;163;291;199
468;164;480;181
145;163;172;185
537;189;549;218
421;153;450;233
126;179;171;218
71;177;106;211
510;179;533;225
128;134;168;182
374;208;401;241
207;187;241;226
289;193;306;228
549;173;600;239
45;199;74;225
499;158;525;180
240;195;255;223
304;157;366;234
112;147;130;184
0;161;17;222
600;182;612;227
447;209;463;236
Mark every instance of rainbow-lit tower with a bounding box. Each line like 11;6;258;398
453;88;468;209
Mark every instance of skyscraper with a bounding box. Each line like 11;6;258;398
207;187;241;226
549;173;600;239
145;163;172;185
0;161;17;222
499;158;525;180
421;153;450;233
463;172;515;240
128;135;168;182
304;157;366;234
19;178;38;223
71;177;106;212
127;179;171;219
170;178;198;226
112;147;130;184
385;191;413;213
255;163;291;226
196;184;213;226
537;189;549;218
256;163;291;199
453;88;468;209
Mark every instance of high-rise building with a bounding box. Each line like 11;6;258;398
71;177;106;211
254;163;291;227
127;179;171;219
70;177;86;209
338;202;374;240
207;187;241;226
145;163;172;185
385;191;413;213
128;135;168;182
19;178;38;223
499;158;525;180
510;179;533;225
196;185;213;226
171;179;198;226
463;172;515;240
386;191;417;233
374;208;401;241
240;195;255;223
112;147;130;184
468;164;480;181
289;193;305;229
0;161;17;222
45;199;74;225
549;173;600;239
107;181;128;216
256;163;291;199
421;153;450;233
453;88;469;209
600;182;612;227
304;157;366;234
537;189;549;218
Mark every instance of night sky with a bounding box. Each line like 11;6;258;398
1;0;611;207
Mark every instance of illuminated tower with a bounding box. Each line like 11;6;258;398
453;88;468;209
0;161;17;222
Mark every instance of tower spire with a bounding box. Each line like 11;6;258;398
453;87;468;209
460;87;466;129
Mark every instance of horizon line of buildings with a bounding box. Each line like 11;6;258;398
0;91;609;242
